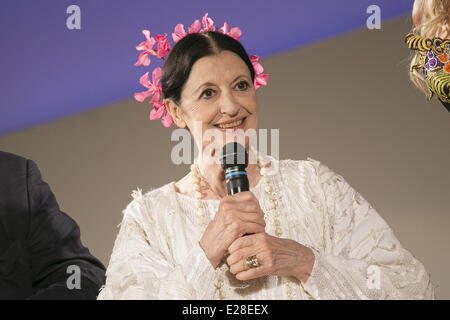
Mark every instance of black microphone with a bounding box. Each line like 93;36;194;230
220;142;255;238
219;143;258;245
219;142;249;195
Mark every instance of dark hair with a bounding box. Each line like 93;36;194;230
161;31;255;106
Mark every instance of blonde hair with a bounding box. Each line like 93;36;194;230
409;0;450;97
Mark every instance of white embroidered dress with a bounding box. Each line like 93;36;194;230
97;157;435;300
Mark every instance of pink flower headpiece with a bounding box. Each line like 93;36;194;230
134;13;269;127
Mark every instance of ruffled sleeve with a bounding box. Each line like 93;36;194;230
97;188;217;300
300;158;436;300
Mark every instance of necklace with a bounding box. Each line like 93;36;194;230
189;151;296;300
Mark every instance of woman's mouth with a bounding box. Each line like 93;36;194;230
214;117;247;131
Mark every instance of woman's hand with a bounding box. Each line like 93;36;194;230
195;140;228;199
226;233;315;284
199;191;266;268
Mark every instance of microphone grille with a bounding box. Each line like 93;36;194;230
219;142;248;170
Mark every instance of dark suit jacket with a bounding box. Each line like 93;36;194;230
0;151;106;299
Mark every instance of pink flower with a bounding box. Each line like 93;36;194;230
250;55;263;73
200;13;215;32
172;19;202;43
250;55;269;89
134;67;162;103
172;24;186;43
254;74;269;89
155;34;171;59
188;19;201;33
135;68;174;127
218;22;242;41
161;107;174;127
150;101;173;127
135;30;157;66
149;101;165;120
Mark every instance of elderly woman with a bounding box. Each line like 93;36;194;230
98;14;435;300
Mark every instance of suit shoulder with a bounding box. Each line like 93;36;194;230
0;151;33;189
0;150;28;169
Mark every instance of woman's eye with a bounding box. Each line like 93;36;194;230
201;81;249;99
236;81;249;90
201;89;214;99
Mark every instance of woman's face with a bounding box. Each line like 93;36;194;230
166;50;258;154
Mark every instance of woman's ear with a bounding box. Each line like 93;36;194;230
165;99;187;129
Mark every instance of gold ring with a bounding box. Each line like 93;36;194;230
245;255;260;269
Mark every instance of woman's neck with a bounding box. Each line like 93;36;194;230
174;150;264;200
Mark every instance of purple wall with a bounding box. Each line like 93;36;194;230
0;0;413;136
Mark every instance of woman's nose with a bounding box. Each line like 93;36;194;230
218;90;241;116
